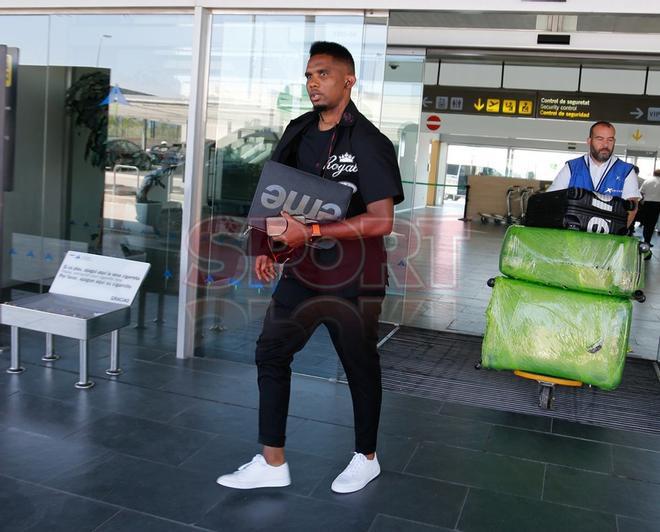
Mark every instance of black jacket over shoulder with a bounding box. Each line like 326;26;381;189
252;100;404;298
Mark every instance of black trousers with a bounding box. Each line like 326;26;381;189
255;283;383;455
641;201;660;244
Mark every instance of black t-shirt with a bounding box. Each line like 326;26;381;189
267;103;403;302
296;124;334;176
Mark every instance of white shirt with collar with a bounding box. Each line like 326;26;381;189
547;154;640;199
640;176;660;202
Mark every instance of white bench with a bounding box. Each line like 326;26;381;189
1;252;149;389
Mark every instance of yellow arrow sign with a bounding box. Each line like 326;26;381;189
632;129;643;141
474;98;485;111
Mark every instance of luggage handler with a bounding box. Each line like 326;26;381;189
476;269;648;410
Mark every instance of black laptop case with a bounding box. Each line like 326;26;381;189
247;160;353;232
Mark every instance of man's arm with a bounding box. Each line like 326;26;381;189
272;197;394;249
546;163;571;192
623;169;641;227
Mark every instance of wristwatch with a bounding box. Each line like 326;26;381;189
310;223;322;240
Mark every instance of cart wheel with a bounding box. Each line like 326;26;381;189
487;277;496;288
481;216;488;224
639;242;650;254
474;360;482;370
538;385;554;410
633;290;646;303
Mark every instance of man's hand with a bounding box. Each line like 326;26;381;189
255;255;277;282
271;211;310;249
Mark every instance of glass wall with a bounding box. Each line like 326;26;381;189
509;148;576;181
189;13;390;378
378;53;424;323
0;14;193;352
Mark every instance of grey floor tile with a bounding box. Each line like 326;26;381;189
0;427;111;483
367;514;452;531
0;363;84;399
199;490;373;532
485;425;613;473
286;387;356;426
312;470;467;529
458;488;616;532
378;409;492;451
439;402;551;432
380;391;443;415
158;371;259;409
284;418;418;472
0;392;108;439
544;465;660;522
612;445;660;483
0;474;118;532
284;419;357;460
405;442;544;498
64;412;216;466
27;376;206;424
104;359;192;389
45;453;223;524
95;509;204;532
552;419;660;452
617;516;660;532
169;401;304;441
154;352;257;380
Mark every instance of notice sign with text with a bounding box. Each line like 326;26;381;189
423;85;660;125
536;91;660;124
422;85;536;118
50;251;150;306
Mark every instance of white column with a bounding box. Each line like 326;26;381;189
176;6;212;359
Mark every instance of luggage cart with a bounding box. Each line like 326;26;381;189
479;186;519;225
505;186;521;224
514;370;582;410
477;265;648;410
517;187;535;224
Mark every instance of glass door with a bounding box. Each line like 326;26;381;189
0;14;193;354
189;13;389;380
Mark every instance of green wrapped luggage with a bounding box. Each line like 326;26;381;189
499;226;644;297
481;277;631;390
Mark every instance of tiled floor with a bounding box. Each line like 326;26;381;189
2;207;659;531
1;329;660;532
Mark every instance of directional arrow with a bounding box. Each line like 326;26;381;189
474;98;485;111
630;107;643;119
422;96;433;108
632;129;643;141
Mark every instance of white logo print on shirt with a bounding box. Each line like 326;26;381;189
326;153;358;178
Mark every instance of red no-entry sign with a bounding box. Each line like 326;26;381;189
426;114;441;131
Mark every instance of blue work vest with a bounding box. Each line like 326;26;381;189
567;156;633;198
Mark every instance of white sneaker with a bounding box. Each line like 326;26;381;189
216;454;291;489
331;452;381;494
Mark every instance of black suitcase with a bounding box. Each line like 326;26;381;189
524;187;633;235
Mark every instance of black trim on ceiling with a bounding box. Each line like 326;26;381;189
537;34;571;45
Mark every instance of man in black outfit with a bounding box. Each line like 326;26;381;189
217;41;403;493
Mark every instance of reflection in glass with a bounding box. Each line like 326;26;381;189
192;15;388;380
0;14;193;353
